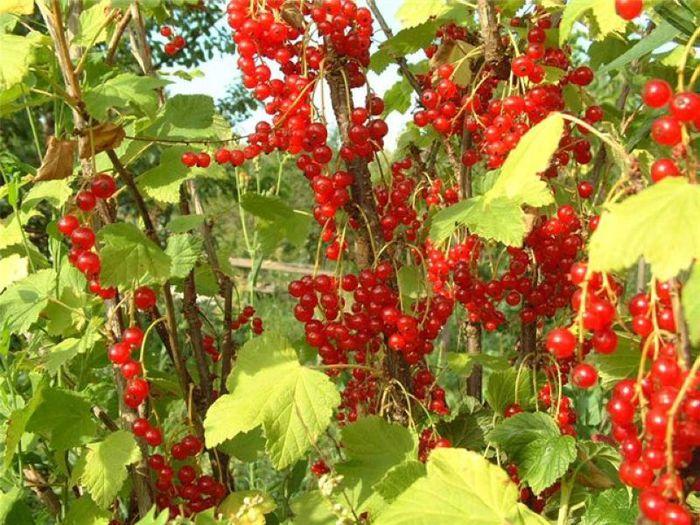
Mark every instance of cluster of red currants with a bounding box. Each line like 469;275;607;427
58;173;118;298
374;158;422;243
146;436;226;518
160;26;186;56
642;78;699;183
412;13;599;174
180;151;211;168
417;428;451;463
289;262;454;420
229;304;264;334
506;463;560;513
225;0;392;261
607;283;699;525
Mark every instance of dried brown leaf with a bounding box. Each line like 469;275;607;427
34;136;76;182
79;123;126;159
281;0;304;30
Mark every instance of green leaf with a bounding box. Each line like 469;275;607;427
588;177;700;280
44;338;82;375
81;430;142;508
134;507;170;525
0;1;34;15
383;79;413;115
395;0;451;28
0;253;28;292
0;32;43;90
290;491;336;525
437;410;486;450
374;461;426;504
562;84;583;114
559;0;627;46
488;412;559;450
375;448;542;525
21;179;73;210
599;21;680;74
165;234;202;279
63;496;110;525
25;385;98;450
219;490;276;520
486;113;561;208
575;441;622;490
83;73;169;120
397;265;423;308
433;40;476;87
683;266;700;346
4;406;33;470
581;489;636;525
337;417;417;507
164;94;214;129
98;223;171;287
430;114;560;246
518;436;576;494
74;1;110;46
487;412;576;494
543;66;566;83
0;269;56;333
446;352;511;376
168;214;205;233
588;36;630;69
429;196;528;246
204;332;339;469
218;427;266;462
587;334;640;387
240;193;311;250
485;368;533;415
0;487;33;525
137;146;191;204
371;20;441;74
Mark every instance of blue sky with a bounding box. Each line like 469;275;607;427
165;0;410;147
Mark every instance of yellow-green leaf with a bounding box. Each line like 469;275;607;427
81;430;141;508
683;265;700;346
588;178;700;280
0;253;28;292
485;113;561;207
204;332;339;469
0;32;44;90
375;448;547;525
0;0;33;15
395;0;450;28
559;0;627;46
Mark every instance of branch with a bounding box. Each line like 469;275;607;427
105;9;133;65
106;150;157;240
179;186;214;408
476;0;509;78
366;0;422;95
23;467;61;517
325;56;412;422
187;181;238;393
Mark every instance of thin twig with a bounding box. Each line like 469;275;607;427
105;9;133;65
366;0;422;95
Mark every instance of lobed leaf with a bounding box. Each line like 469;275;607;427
588;178;700;280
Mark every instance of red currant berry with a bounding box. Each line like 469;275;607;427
57;215;80;236
91;174;117;199
643;79;673;108
615;0;643;20
546;328;577;359
572;363;598;389
134;286;157;310
76;190;97;212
